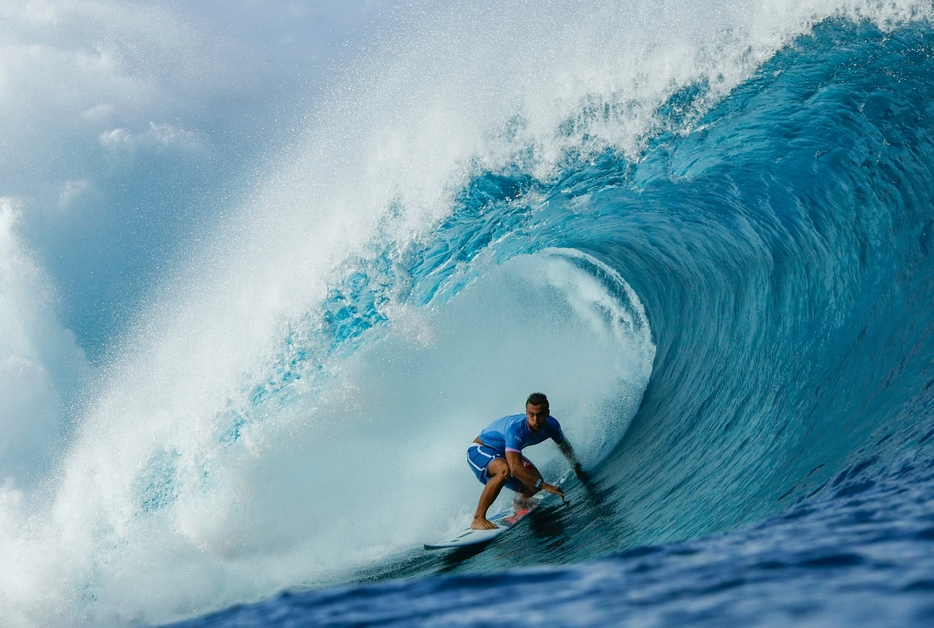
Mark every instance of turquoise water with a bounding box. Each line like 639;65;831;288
2;2;934;626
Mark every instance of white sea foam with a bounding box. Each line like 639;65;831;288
0;0;930;626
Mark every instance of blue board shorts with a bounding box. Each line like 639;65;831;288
466;443;527;493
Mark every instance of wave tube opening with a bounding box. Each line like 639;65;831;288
1;250;654;626
232;249;656;574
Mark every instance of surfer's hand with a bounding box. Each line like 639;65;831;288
573;463;588;482
542;482;564;499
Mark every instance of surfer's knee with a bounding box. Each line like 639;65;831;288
487;459;510;483
492;467;510;481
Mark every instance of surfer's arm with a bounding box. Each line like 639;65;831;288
557;439;586;479
505;451;564;498
505;450;540;487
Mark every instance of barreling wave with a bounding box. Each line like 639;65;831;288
176;14;934;618
170;16;934;627
3;2;934;627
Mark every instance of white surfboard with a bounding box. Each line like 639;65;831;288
424;495;548;550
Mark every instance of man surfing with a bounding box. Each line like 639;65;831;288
467;392;584;530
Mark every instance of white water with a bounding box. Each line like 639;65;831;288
1;0;930;625
2;249;656;626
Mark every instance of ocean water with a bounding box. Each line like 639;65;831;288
2;1;934;626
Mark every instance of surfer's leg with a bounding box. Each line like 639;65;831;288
472;458;510;530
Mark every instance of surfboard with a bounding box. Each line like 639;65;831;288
424;495;547;550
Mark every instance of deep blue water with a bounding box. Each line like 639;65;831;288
160;18;934;628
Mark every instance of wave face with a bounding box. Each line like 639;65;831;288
3;1;934;627
169;16;934;627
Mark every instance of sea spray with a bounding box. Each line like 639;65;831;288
1;1;933;626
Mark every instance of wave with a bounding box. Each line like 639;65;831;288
2;1;934;626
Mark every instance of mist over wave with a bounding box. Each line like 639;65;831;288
0;200;89;483
2;0;934;626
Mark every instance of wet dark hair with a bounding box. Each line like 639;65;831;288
526;392;549;412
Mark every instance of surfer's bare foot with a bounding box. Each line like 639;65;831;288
471;517;498;530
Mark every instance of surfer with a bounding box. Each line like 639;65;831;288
467;393;584;530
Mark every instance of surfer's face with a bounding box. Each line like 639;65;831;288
526;403;548;432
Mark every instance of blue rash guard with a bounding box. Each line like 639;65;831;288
467;414;565;490
478;413;565;455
